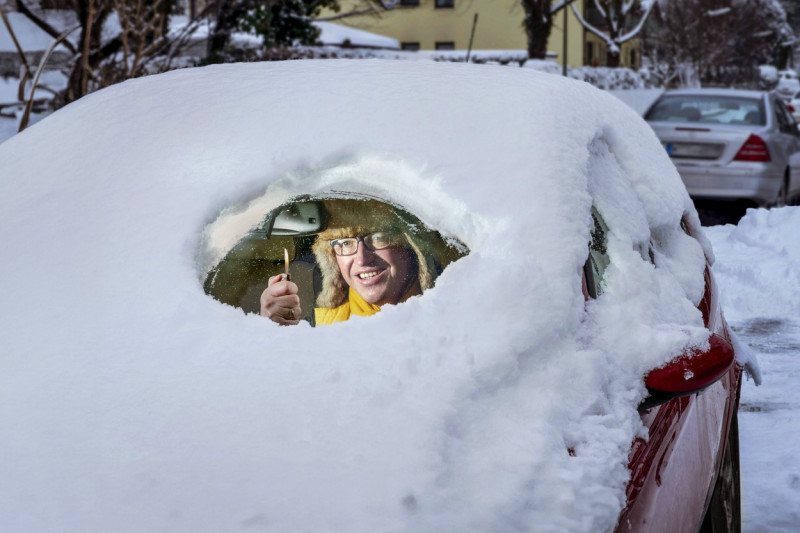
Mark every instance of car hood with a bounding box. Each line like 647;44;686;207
0;61;708;532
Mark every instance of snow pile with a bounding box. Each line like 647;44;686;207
569;66;651;89
0;61;706;532
704;207;800;323
314;21;400;49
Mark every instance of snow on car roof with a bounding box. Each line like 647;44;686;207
0;60;707;532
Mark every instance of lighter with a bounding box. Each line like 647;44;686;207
281;247;291;282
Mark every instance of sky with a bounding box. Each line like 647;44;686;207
0;60;797;532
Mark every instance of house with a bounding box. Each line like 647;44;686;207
323;0;640;68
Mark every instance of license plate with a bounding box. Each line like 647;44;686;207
664;142;723;159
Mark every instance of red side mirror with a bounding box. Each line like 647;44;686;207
640;334;735;409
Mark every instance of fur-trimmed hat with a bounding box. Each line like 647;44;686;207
312;199;436;309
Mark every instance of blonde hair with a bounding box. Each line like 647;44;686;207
312;200;435;308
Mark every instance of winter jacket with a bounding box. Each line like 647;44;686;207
314;288;380;325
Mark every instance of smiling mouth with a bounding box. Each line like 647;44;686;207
356;267;389;284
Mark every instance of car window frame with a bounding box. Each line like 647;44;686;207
584;207;610;300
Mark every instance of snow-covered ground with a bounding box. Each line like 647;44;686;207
0;114;16;140
704;206;800;531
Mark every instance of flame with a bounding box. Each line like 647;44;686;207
284;248;290;276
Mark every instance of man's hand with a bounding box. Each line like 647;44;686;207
260;275;302;325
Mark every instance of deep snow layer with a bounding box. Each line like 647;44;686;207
0;61;710;532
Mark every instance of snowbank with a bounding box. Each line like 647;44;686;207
704;206;800;323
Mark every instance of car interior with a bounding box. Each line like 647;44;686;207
203;194;469;325
646;96;766;125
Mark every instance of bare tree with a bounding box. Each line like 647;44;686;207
569;0;656;67
206;0;398;62
12;0;193;105
643;0;793;87
520;0;577;60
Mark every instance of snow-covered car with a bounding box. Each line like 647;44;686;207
0;61;754;532
775;69;800;102
645;88;800;207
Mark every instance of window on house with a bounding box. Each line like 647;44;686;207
435;0;454;8
401;42;421;51
435;42;455;51
399;0;419;6
630;49;637;68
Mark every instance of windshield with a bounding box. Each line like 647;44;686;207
204;195;469;325
645;95;766;126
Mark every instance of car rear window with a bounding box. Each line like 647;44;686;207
645;95;766;126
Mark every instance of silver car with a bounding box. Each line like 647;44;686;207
645;88;800;206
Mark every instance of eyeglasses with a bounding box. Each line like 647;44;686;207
329;231;402;256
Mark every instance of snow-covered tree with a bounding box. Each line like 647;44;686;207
643;0;793;87
569;0;656;67
778;0;800;33
207;0;398;61
7;0;398;106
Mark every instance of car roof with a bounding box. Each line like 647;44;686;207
661;87;767;100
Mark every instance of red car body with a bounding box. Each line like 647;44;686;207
616;228;742;532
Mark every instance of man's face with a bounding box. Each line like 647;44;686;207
335;236;416;306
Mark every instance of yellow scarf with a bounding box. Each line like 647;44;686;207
314;288;381;325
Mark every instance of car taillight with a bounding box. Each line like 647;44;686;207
733;134;771;162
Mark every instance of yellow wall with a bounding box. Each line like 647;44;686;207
583;34;641;68
548;5;585;69
326;0;588;68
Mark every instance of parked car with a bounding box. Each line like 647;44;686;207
645;88;800;207
0;61;751;533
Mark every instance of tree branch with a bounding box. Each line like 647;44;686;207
0;5;34;80
550;0;578;15
617;0;656;44
570;2;613;47
591;0;607;20
14;0;77;54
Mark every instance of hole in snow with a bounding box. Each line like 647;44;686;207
203;194;469;326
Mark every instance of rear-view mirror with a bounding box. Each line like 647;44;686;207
639;334;735;411
270;201;326;236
